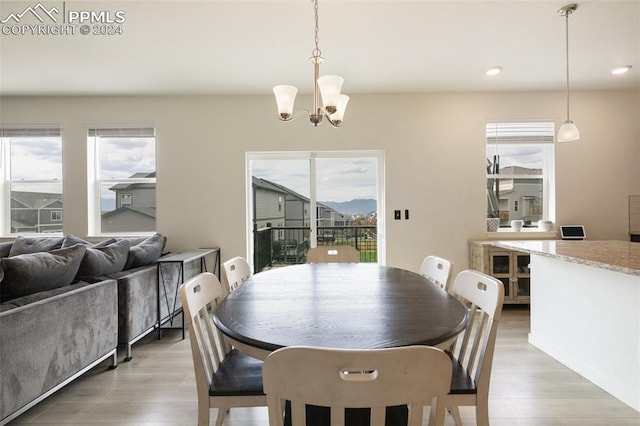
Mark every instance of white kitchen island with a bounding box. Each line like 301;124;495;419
493;240;640;412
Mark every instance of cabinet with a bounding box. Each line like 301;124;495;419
469;241;530;304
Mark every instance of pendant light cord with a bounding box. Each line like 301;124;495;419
565;11;571;121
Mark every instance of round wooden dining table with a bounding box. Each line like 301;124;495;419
213;263;469;361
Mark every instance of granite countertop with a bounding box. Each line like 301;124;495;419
493;240;640;277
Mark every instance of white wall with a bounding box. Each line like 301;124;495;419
1;89;638;273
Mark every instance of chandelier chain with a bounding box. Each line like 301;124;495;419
312;0;321;58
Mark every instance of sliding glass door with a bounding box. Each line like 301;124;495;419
247;151;385;271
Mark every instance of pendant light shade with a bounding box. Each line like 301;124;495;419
557;120;580;142
557;4;580;143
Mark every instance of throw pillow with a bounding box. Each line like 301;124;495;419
92;238;118;248
0;244;87;302
62;235;118;248
0;241;13;258
9;236;65;256
76;239;131;278
123;233;165;270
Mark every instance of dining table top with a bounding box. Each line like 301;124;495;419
213;263;469;360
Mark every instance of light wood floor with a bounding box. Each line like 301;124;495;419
9;306;640;425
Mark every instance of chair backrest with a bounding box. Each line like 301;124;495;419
449;269;504;395
223;256;252;294
180;272;229;399
420;255;453;291
306;246;360;263
263;345;452;426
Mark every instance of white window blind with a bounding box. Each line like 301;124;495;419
486;122;554;144
88;127;154;138
0;126;61;137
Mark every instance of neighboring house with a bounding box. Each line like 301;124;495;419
253;176;352;229
495;166;543;224
10;191;63;233
101;206;156;233
104;172;156;232
252;177;287;230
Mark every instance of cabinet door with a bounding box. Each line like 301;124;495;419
490;252;513;301
513;253;531;302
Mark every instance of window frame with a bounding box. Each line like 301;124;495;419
120;193;133;206
485;121;556;231
87;127;157;236
0;126;63;236
246;150;386;264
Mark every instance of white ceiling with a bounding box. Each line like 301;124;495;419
0;0;639;96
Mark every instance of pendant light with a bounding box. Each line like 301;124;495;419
557;4;580;142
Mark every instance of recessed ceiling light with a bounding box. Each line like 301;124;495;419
611;65;632;75
485;67;503;76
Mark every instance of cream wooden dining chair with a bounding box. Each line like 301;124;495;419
263;345;452;426
420;255;454;291
222;256;251;295
445;269;504;426
306;245;360;263
180;272;266;426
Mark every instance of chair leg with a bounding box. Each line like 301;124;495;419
475;403;489;426
215;407;228;426
197;404;210;426
449;406;463;426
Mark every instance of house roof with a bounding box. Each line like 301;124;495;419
11;191;62;210
101;206;156;219
109;172;156;191
252;176;287;194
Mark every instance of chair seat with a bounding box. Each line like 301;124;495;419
210;349;265;396
447;351;477;395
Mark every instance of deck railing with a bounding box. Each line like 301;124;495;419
253;225;378;271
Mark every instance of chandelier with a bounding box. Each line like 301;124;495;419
557;3;580;142
273;0;349;127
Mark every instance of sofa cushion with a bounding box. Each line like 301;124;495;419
62;235;117;249
61;235;129;278
124;233;165;270
0;244;87;302
8;236;65;256
76;239;131;278
0;241;13;258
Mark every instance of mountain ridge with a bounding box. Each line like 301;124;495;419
321;199;376;216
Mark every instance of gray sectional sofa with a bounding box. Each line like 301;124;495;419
0;233;172;425
0;278;118;425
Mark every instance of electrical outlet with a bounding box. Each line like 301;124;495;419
405;209;409;220
394;210;401;220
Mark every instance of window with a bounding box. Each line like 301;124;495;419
0;126;63;235
120;193;133;206
486;121;555;229
51;211;62;222
248;151;385;268
88;127;156;235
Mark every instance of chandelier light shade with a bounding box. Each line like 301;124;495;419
273;85;298;120
557;3;580;143
273;0;349;127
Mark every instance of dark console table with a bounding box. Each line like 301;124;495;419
156;248;220;339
